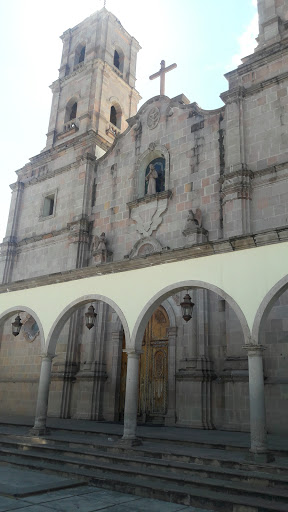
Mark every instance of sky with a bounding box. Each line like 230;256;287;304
0;0;258;242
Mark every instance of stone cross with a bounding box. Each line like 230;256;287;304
149;60;177;96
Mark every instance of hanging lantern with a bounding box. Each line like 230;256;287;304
180;293;194;322
85;304;97;330
12;314;23;337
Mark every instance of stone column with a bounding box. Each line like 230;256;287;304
243;344;274;462
121;349;142;445
165;327;177;426
30;355;54;436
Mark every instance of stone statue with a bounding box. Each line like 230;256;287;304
92;232;109;265
146;163;158;195
185;209;202;230
97;232;107;251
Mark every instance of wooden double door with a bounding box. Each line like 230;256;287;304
119;306;169;424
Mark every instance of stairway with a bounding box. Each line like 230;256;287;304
0;423;287;511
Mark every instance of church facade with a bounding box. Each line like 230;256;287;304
1;0;288;452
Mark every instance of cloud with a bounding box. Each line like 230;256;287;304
229;3;259;69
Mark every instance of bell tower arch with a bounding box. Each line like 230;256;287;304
45;7;141;156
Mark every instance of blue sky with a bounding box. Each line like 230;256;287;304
0;0;258;241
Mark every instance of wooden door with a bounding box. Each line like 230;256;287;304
119;306;169;423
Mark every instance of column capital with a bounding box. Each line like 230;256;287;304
123;349;142;357
41;353;55;362
242;344;266;356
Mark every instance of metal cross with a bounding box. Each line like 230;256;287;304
149;60;177;96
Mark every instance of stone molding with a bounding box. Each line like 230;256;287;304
127;190;172;210
1;226;288;292
220;167;253;202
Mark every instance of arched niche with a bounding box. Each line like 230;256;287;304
136;144;170;199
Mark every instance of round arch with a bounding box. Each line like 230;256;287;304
0;306;45;352
64;96;79;123
252;274;288;343
45;294;130;356
130;280;251;351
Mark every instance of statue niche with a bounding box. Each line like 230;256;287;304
145;158;165;195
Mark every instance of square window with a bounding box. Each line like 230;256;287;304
43;194;55;217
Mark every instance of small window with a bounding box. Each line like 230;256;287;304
79;46;85;63
43;194;55;217
110;106;117;126
74;44;86;68
113;48;124;73
70;102;77;121
114;50;120;69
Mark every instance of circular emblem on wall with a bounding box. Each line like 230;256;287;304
147;107;160;129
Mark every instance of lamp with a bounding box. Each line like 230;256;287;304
85;304;97;330
12;314;23;337
180;292;194;322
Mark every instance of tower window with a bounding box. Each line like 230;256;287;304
109;103;122;130
113;48;124;73
110;106;117;126
79;46;85;63
114;50;120;69
74;44;86;68
69;102;77;121
43;194;55;217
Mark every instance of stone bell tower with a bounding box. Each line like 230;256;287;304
257;0;288;48
46;7;141;157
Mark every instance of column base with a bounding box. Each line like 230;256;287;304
247;450;275;463
29;427;50;437
117;437;142;447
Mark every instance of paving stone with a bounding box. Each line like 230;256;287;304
0;466;83;497
0;496;33;512
22;486;98;504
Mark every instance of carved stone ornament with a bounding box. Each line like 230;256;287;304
20;313;40;343
133;120;142;133
182;208;208;244
166;106;174;117
131;197;168;237
128;237;163;259
147;107;160;130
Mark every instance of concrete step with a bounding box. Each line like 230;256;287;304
1;444;288;505
0;452;287;512
1;432;288;476
0;435;288;490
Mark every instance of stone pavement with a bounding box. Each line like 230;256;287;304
0;466;213;512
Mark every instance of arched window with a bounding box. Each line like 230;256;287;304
74;44;86;68
113;50;120;69
110;106;117;126
110;103;122;129
65;99;78;124
79;46;85;63
69;102;77;121
113;48;124;73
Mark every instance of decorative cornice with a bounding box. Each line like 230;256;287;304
127;190;172;210
1;225;288;293
221;71;288;105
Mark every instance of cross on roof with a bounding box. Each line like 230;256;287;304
149;60;177;96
